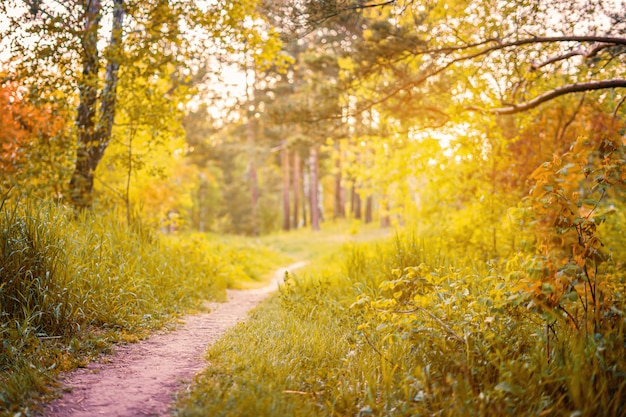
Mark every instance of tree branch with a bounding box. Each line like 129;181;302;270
435;36;626;56
613;94;626;119
309;0;396;27
387;305;466;344
531;43;617;70
531;51;580;70
557;93;585;143
344;1;396;11
490;80;626;114
350;35;626;115
305;27;626;124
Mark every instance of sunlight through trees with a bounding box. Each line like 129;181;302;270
1;1;625;415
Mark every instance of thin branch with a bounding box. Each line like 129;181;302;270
383;306;466;344
345;1;397;11
531;51;580;70
557;93;585;143
94;177;124;200
557;305;580;331
325;0;396;18
531;43;616;70
613;94;626;118
409;36;626;61
363;331;403;369
308;0;396;28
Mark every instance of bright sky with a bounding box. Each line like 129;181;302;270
0;5;21;62
1;0;623;116
0;1;250;112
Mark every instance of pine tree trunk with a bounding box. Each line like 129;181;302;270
380;197;391;228
351;181;361;220
293;151;300;229
365;195;373;223
281;140;290;231
309;146;320;231
301;156;307;227
247;127;258;236
334;141;345;220
245;58;258;235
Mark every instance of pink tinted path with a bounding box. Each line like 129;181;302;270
43;262;307;417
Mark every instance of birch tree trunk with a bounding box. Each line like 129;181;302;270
70;0;124;209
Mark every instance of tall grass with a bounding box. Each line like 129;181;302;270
0;198;287;415
175;232;626;417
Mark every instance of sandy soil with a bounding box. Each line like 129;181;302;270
43;262;307;417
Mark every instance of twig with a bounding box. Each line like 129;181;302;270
362;332;404;369
283;390;323;396
557;305;580;331
379;306;466;345
613;94;626;119
557;93;586;143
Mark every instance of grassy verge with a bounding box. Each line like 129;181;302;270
0;199;287;416
175;232;626;417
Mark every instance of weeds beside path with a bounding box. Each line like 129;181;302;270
43;261;307;417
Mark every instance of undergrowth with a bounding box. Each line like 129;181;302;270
175;231;626;417
0;198;286;416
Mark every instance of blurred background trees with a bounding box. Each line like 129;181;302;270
1;0;623;240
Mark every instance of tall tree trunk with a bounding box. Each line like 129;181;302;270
292;151;300;229
333;141;345;220
245;51;258;236
70;0;124;209
198;176;208;232
365;195;373;223
281;140;290;231
317;180;325;222
125;126;136;227
380;197;391;228
351;181;361;220
247;122;258;236
301;156;307;227
309;145;320;231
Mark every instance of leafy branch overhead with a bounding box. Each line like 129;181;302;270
328;2;626;121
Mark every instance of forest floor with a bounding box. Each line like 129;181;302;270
42;261;307;417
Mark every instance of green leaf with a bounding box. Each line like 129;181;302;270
541;283;555;294
582;199;598;206
494;381;512;393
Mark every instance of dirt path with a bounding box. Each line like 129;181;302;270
43;261;307;417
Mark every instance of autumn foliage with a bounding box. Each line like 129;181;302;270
0;81;30;174
0;78;69;196
510;115;625;335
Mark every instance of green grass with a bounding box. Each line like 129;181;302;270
174;232;626;417
174;269;360;417
0;199;288;416
4;197;624;416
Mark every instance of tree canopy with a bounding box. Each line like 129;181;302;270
0;0;623;233
1;0;285;208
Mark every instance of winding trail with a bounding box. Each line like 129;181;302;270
43;261;307;417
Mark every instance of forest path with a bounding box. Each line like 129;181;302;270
43;261;308;417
